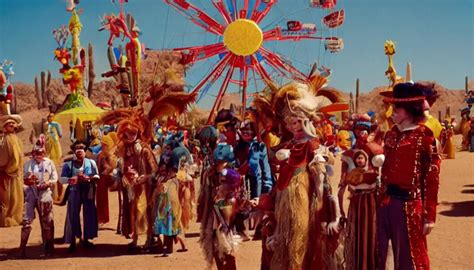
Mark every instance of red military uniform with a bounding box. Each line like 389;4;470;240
381;124;441;269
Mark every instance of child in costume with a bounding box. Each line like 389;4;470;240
337;115;384;270
153;145;190;255
340;148;382;270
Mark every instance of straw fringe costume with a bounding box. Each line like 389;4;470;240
123;140;157;239
270;140;315;270
267;76;344;270
197;152;220;267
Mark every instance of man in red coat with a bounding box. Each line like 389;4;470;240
378;82;441;270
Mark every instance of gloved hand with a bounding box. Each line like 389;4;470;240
265;234;280;251
423;222;435;235
326;219;340;236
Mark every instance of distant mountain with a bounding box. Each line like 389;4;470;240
11;47;470;124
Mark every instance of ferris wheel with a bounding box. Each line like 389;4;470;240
162;0;345;122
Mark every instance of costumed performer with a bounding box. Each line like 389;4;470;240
0;114;24;227
96;132;118;226
153;146;190;255
20;144;57;257
378;83;440;270
46;113;63;166
61;140;99;252
267;77;342;270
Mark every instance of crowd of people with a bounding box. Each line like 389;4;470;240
3;79;474;270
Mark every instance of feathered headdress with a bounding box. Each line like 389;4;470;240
272;75;330;120
141;52;196;121
98;108;152;144
98;51;196;148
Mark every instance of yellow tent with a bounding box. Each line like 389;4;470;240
54;95;105;141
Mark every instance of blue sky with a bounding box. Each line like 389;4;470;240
0;0;472;108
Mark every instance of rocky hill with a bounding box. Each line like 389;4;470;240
11;46;470;153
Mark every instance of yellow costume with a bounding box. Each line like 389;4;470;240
424;114;442;140
443;131;455;159
441;116;456;159
0;116;24;227
46;120;63;165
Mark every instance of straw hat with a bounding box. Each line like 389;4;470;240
0;114;22;128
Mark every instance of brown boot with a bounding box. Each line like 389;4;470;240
44;240;55;257
19;225;32;258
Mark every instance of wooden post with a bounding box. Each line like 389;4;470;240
87;43;96;98
35;76;43;109
355;78;360;113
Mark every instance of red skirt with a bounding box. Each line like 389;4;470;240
344;191;377;270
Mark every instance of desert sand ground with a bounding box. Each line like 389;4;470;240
0;135;473;270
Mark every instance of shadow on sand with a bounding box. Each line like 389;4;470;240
0;242;171;261
439;201;474;217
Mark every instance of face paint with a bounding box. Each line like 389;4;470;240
75;149;85;158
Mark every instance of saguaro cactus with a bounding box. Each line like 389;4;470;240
87;43;96;98
35;76;43;109
466;76;469;94
41;71;49;108
46;70;52;104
